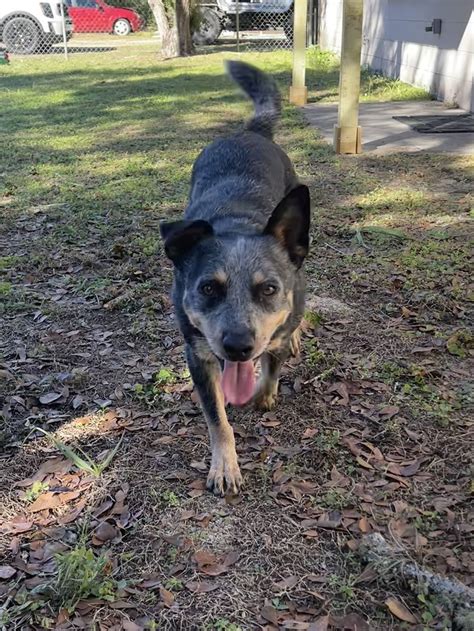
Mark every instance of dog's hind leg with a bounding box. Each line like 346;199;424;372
186;342;242;496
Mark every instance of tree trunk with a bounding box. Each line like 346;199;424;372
176;0;193;55
148;0;193;59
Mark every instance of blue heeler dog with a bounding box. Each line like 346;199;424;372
160;61;310;495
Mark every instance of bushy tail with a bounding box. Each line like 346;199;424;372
226;60;281;140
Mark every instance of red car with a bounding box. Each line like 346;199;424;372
65;0;143;35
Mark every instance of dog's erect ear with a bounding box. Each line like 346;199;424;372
263;185;310;268
160;219;214;263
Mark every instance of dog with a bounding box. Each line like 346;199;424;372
160;61;310;496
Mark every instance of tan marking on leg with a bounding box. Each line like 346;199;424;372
253;354;279;411
267;333;285;352
204;368;242;496
254;379;278;411
290;326;301;357
192;337;216;363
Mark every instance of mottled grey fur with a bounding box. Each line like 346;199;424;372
160;61;311;495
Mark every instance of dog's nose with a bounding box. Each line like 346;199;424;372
222;329;255;362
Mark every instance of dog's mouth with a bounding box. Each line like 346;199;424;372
221;360;256;407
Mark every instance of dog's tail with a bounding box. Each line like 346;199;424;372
226;60;281;140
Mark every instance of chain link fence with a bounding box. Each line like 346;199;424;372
193;0;317;52
0;0;156;57
0;0;317;58
194;0;293;50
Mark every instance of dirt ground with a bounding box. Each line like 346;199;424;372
0;49;473;630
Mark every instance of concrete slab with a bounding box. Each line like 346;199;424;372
302;100;474;155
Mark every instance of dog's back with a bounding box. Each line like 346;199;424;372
186;61;299;233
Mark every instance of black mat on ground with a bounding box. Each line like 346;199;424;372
393;114;474;133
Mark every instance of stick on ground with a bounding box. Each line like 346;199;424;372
359;533;474;630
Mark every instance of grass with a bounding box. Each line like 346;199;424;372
50;544;120;613
0;541;122;626
23;480;50;503
0;47;428;231
306;48;429;102
0;40;472;631
32;428;123;477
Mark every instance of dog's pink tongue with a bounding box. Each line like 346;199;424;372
221;361;256;406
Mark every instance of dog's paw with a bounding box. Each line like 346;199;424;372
206;445;243;496
254;378;278;411
254;389;277;411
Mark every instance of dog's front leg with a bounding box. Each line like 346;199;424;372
186;342;242;496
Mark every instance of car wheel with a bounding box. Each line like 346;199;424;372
113;19;131;36
192;8;222;46
3;17;42;54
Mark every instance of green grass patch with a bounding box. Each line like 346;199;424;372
0;281;12;295
23;481;50;503
50;545;120;613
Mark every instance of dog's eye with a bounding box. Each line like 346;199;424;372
200;282;218;297
261;283;278;296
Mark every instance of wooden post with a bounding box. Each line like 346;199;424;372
333;0;363;154
59;0;69;61
289;0;308;106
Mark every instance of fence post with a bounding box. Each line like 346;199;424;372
235;0;240;53
59;1;69;60
333;0;363;153
289;0;308;106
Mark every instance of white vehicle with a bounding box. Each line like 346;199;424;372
0;0;73;54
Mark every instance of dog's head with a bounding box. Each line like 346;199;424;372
160;185;310;403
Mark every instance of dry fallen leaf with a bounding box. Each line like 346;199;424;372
308;615;329;631
327;382;350;406
185;580;219;593
261;604;279;625
194;549;218;567
71;394;84;410
378;405;400;419
194;549;239;576
29;492;63;513
59;499;87;525
398;460;422;477
273;575;299;591
93;521;118;544
317;511;342;529
0;565;16;580
261;419;281;428
159;586;175;608
1;516;34;534
385;596;418;624
39;391;62;405
190;460;208;472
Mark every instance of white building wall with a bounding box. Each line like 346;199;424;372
318;0;474;111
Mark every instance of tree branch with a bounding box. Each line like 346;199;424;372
359;533;474;630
